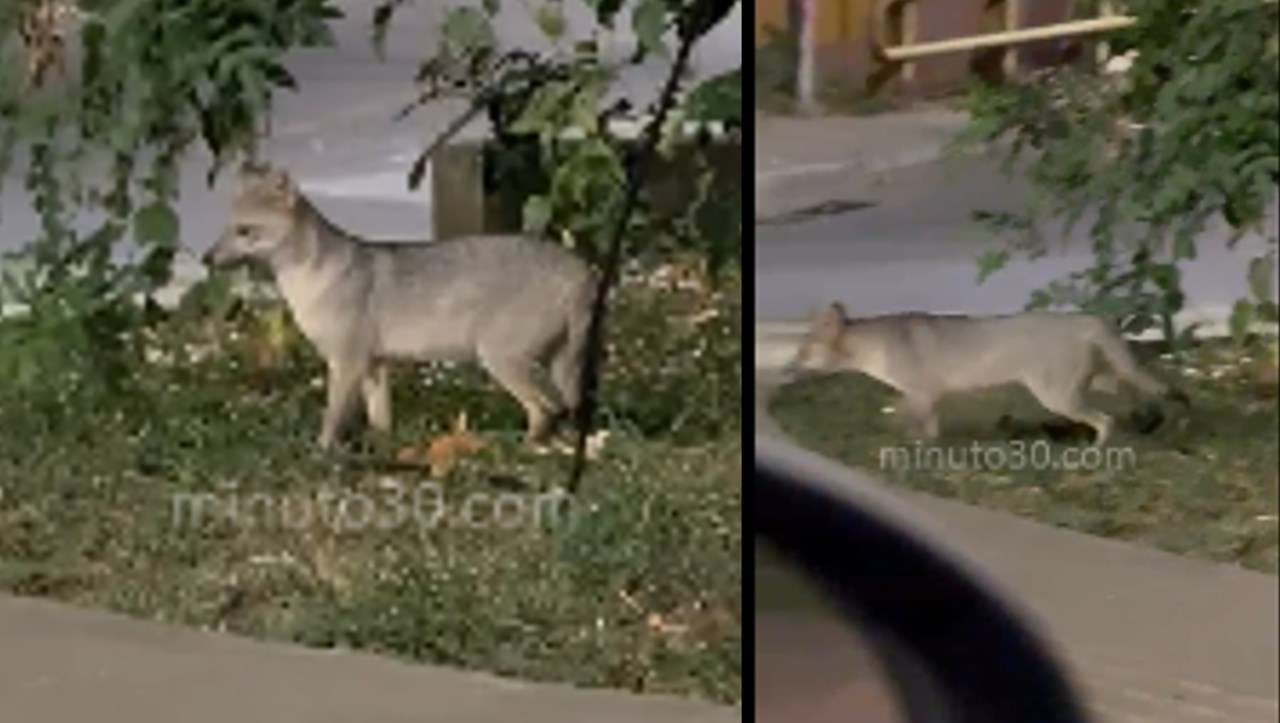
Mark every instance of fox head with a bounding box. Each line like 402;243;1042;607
781;301;850;381
203;162;302;268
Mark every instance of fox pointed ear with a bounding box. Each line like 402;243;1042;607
815;301;848;324
259;167;298;205
813;301;847;340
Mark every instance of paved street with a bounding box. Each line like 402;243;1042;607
756;152;1276;323
0;0;742;257
0;594;737;723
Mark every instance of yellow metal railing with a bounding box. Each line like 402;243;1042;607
872;0;1278;64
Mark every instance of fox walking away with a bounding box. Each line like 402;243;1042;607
784;302;1191;447
203;162;598;450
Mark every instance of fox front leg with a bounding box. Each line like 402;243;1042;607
362;362;392;434
319;356;368;450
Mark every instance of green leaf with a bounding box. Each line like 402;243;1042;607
442;6;496;56
263;63;298;91
1026;288;1053;310
632;0;667;58
570;84;602;134
509;82;573;136
1230;298;1255;343
692;182;741;269
1149;263;1180;292
684;70;741;125
103;0;149;36
139;245;176;288
1172;225;1197;261
975;249;1011;284
534;2;567;40
584;0;626;27
1248;253;1276;302
522;195;553;234
133;201;179;248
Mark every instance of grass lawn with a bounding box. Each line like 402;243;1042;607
0;274;742;704
770;339;1279;574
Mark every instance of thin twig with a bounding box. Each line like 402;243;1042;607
567;24;700;493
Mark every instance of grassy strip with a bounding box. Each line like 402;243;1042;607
0;274;742;703
770;339;1279;573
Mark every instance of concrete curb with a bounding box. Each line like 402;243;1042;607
753;143;959;192
0;593;739;723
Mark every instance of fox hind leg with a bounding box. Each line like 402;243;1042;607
1024;375;1113;447
898;392;941;440
478;347;561;444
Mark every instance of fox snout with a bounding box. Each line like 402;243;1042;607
202;234;239;268
779;359;802;384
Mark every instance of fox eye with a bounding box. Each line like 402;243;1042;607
235;224;256;238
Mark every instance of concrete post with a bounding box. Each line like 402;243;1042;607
796;0;820;112
430;143;488;241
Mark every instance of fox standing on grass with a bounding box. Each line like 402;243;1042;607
783;302;1190;447
203;162;597;450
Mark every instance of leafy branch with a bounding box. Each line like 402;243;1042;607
568;4;715;492
380;0;740;490
961;0;1278;346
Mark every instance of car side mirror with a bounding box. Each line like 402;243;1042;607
756;437;1093;723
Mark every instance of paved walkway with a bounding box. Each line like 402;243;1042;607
0;594;738;723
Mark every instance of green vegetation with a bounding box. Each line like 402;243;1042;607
961;0;1279;346
0;275;742;702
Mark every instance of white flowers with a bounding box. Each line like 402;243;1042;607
1103;50;1139;77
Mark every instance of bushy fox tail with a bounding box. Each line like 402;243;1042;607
1090;322;1190;407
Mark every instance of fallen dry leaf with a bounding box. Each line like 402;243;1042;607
646;612;689;637
398;411;485;478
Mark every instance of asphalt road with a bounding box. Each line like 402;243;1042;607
0;0;741;259
755;155;1278;322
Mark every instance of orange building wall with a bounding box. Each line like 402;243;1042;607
754;0;1076;97
755;0;879;45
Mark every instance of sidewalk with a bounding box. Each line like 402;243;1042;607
754;106;972;221
0;594;738;723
